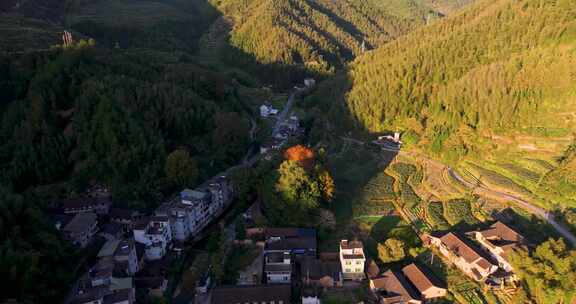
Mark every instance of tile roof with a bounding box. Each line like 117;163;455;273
103;288;132;304
211;285;291;304
265;227;316;239
64;212;97;233
135;277;166;290
372;270;421;303
265;237;317;252
98;240;121;258
366;259;380;279
439;233;493;268
340;240;363;250
401;263;444;294
265;263;292;272
61;197;111;210
479;221;524;253
109;208;138;220
301;258;341;281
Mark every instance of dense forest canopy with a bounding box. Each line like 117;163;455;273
209;0;469;75
343;0;576;156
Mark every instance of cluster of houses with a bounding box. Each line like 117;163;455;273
204;220;524;304
427;221;524;284
206;227;367;304
260;115;303;155
51;174;234;304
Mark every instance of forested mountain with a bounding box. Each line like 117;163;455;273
0;2;252;302
343;0;575;155
210;0;469;75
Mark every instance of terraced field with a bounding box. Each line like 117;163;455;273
0;15;63;52
426;201;451;230
444;199;480;226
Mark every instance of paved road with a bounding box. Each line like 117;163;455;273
448;169;576;246
272;91;297;135
341;136;576;245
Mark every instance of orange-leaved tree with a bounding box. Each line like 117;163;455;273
284;145;315;170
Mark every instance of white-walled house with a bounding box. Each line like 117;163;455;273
133;217;172;260
155;176;233;243
339;240;366;280
260;104;279;117
472;221;524;273
429;232;498;281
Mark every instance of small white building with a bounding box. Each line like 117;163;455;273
133;217;172;260
304;78;316;88
260;104;279;117
339;240;366;280
302;296;321;304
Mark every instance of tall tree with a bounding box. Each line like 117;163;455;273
165;149;199;189
510;238;576;302
377;238;406;263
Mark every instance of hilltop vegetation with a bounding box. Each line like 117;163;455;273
345;0;576;153
209;0;469;77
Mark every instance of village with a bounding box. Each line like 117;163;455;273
48;78;538;304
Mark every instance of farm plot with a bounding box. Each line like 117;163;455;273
426;202;451;230
354;171;397;217
444;199;479;226
500;163;541;183
466;162;532;197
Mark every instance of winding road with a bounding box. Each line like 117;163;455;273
342;136;576;245
448;168;576;246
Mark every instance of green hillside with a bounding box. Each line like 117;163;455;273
67;0;219;50
210;0;469;75
333;0;576;204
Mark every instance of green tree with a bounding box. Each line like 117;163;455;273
275;160;320;208
165;149;198;189
510;238;576;302
377;238;406;263
318;170;335;202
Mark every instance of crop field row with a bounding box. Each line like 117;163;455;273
500;163;541;183
426;201;451;230
466;162;532;196
444;199;479;226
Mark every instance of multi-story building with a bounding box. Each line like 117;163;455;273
113;239;140;276
339;240;366;280
63;212;98;248
264;252;292;283
155;175;233;242
264;228;317;256
66;258;135;304
472;221;524;273
60;197;112;215
109;208;140;233
210;285;291;304
429;232;498;281
133;217;172;260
